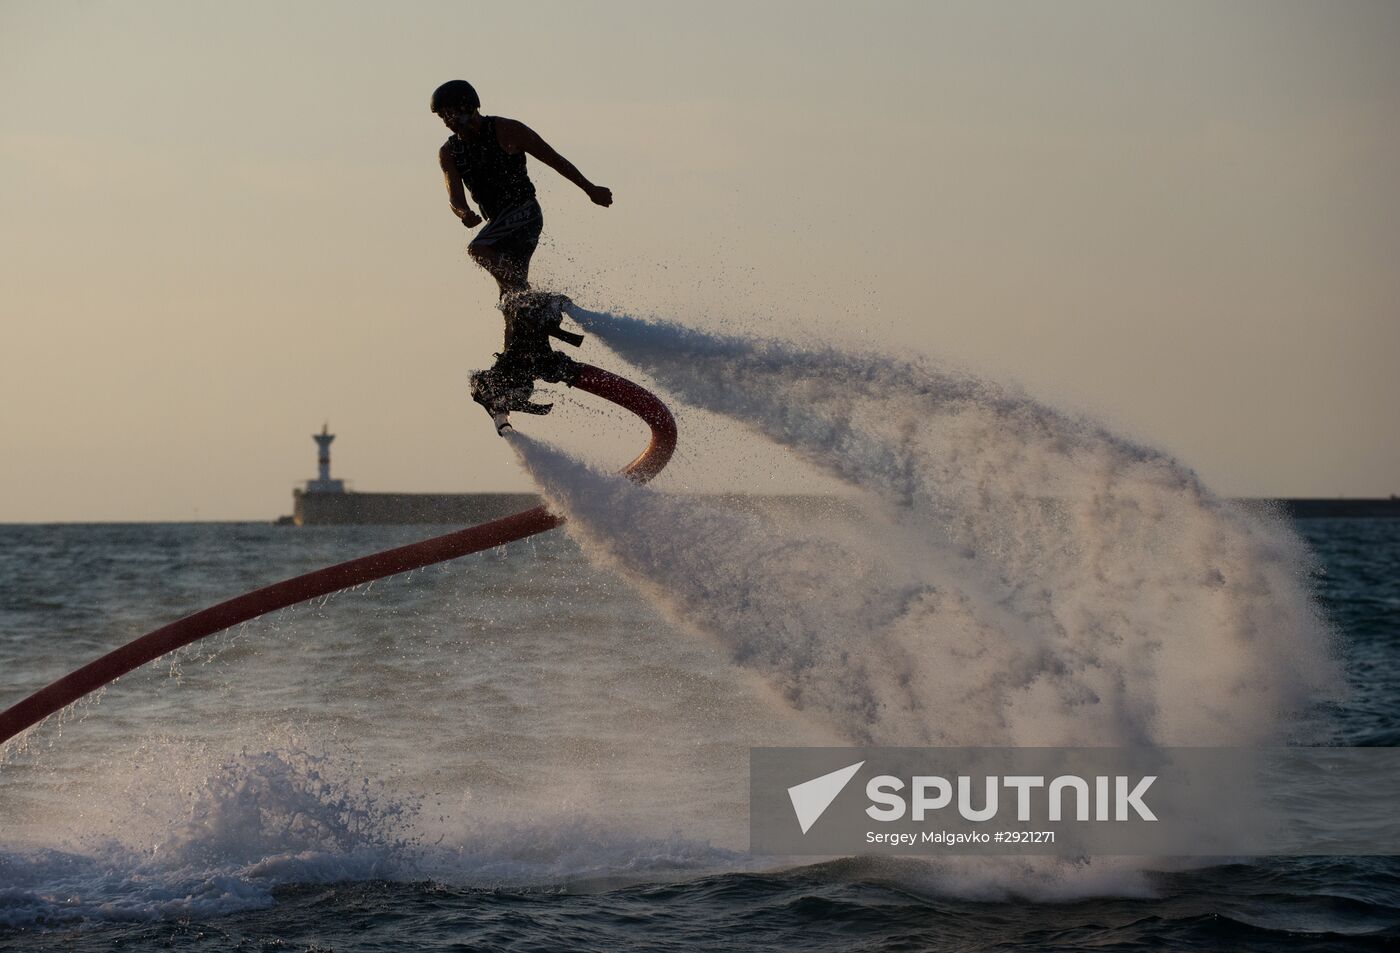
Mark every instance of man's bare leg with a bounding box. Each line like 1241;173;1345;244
468;244;528;299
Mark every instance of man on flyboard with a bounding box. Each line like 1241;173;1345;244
432;79;613;433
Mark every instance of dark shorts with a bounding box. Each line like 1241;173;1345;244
470;199;543;267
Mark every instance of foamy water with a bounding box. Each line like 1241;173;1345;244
0;518;800;928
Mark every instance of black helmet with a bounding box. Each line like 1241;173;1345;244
431;80;480;114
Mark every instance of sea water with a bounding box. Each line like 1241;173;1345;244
2;314;1396;950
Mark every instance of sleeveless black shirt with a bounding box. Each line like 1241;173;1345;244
448;117;537;221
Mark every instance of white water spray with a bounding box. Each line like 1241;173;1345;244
516;306;1340;748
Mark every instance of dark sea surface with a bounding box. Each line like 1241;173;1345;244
1;514;1397;952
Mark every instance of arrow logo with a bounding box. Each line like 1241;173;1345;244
787;761;865;834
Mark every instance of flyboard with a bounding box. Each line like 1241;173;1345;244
0;351;676;746
470;291;591;434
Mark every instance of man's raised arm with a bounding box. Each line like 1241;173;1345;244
499;119;612;207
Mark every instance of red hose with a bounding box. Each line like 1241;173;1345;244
0;364;676;745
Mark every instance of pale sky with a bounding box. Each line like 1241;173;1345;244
2;0;1397;521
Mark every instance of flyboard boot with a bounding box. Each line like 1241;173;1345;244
469;291;584;434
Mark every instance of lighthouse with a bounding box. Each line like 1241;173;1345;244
306;423;346;494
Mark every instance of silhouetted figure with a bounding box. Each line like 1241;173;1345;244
431;80;612;432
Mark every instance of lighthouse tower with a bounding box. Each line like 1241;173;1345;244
306;423;346;494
